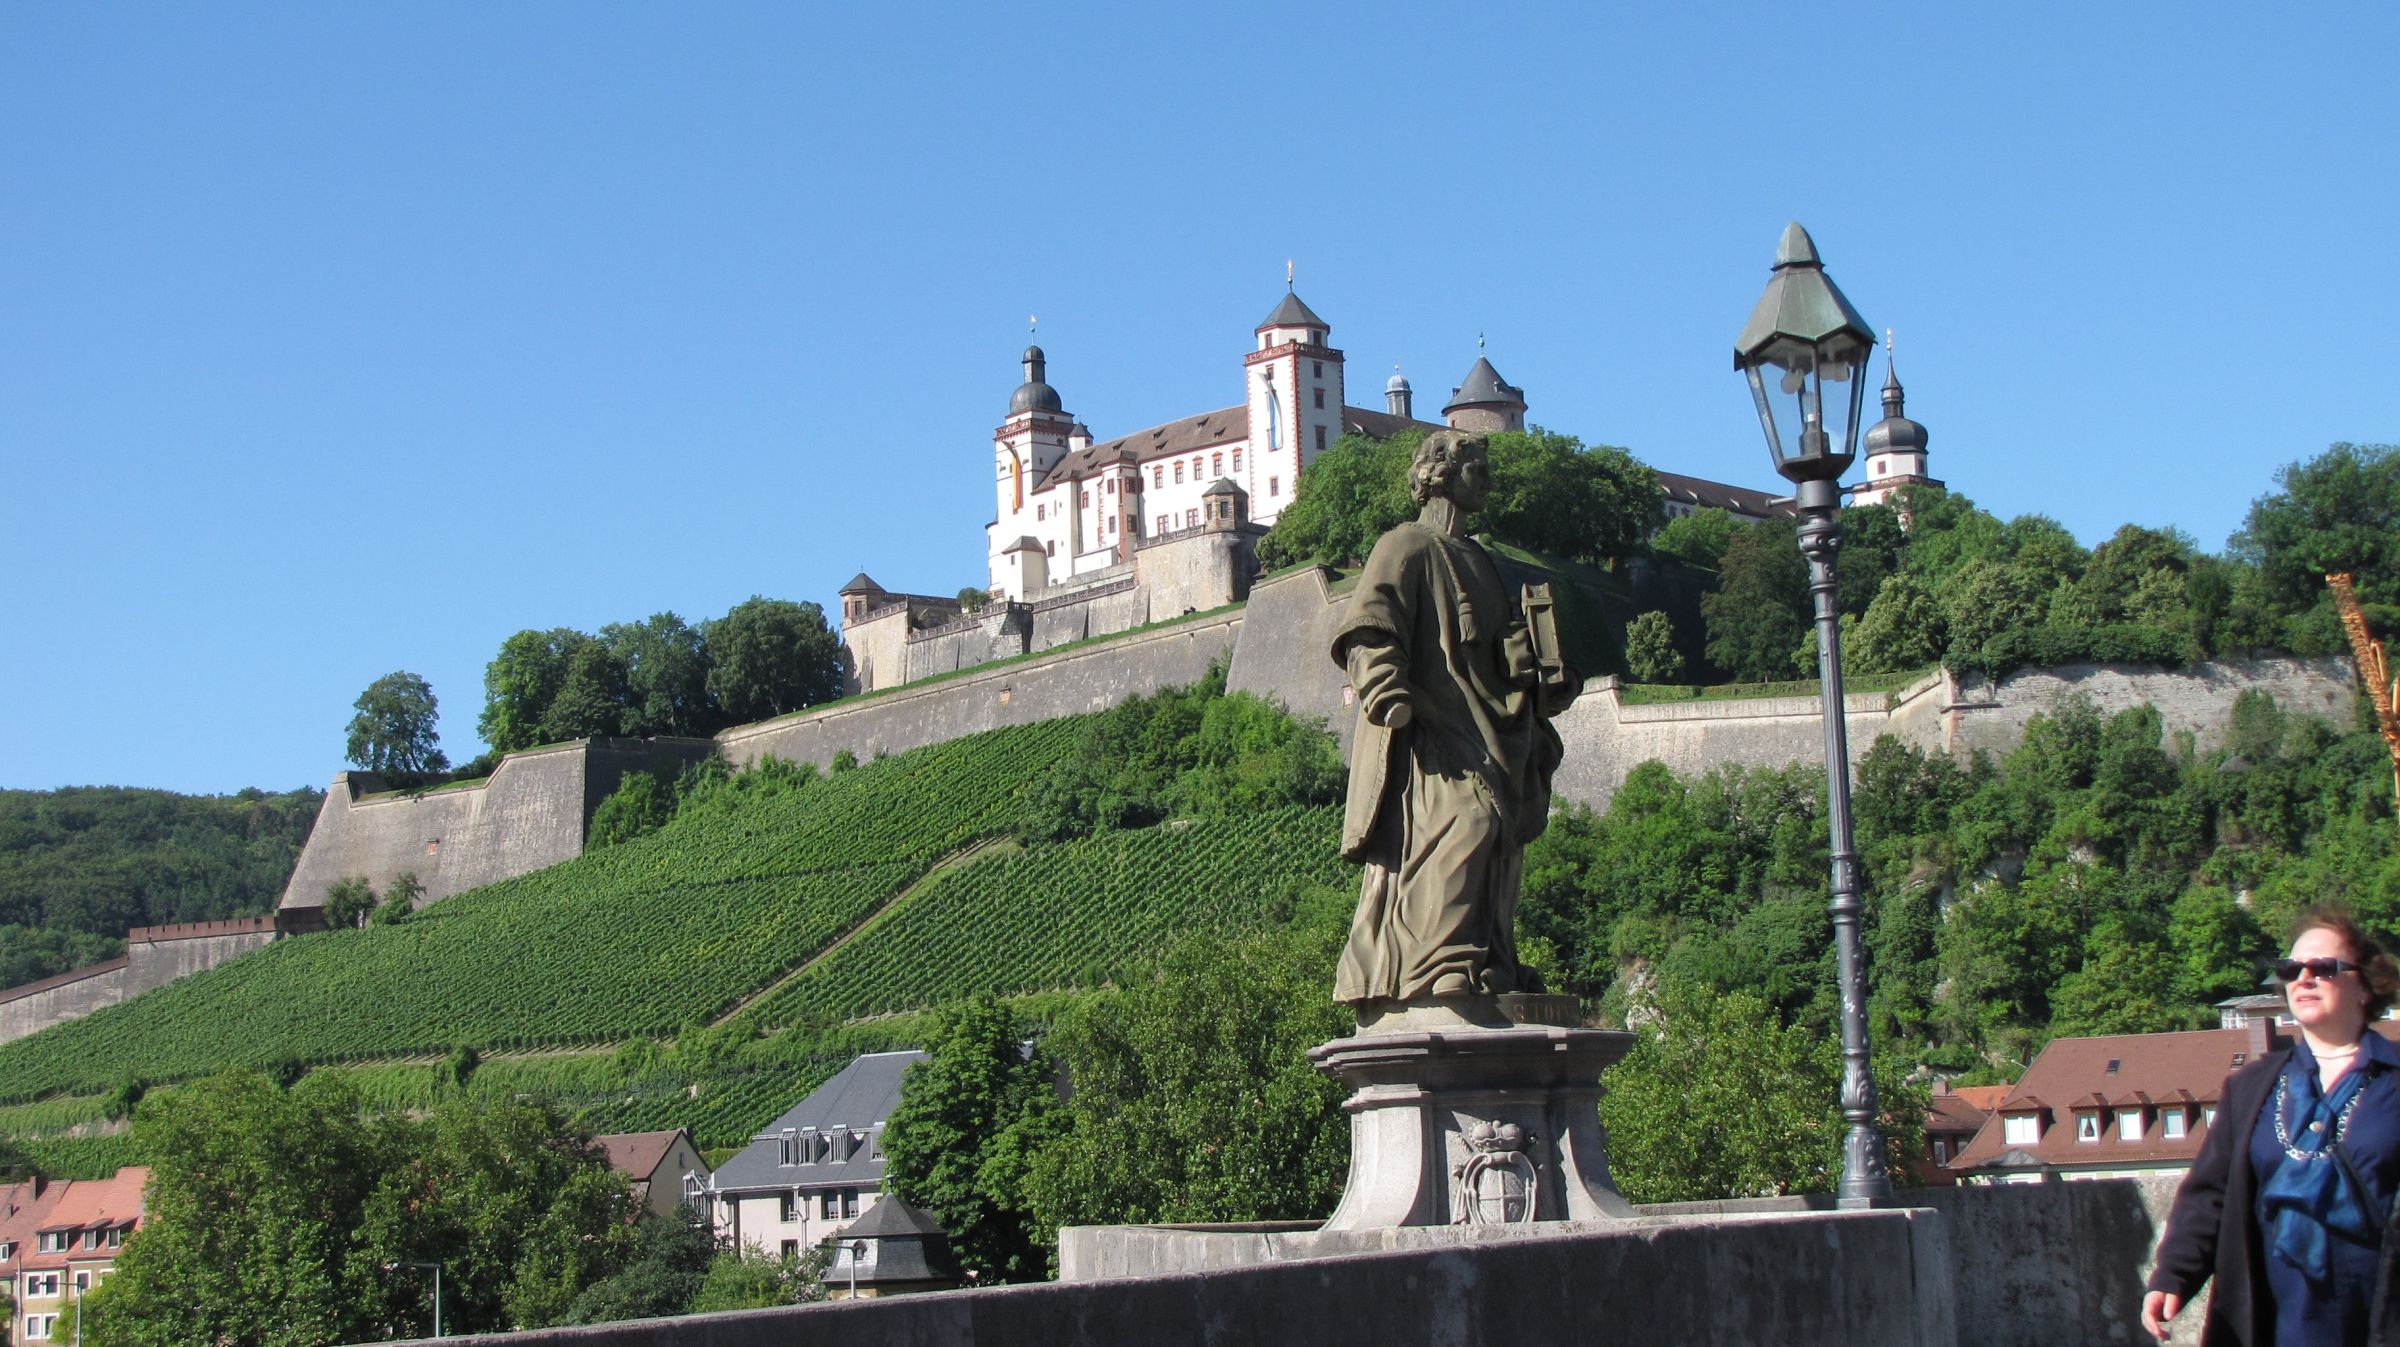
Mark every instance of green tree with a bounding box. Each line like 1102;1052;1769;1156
955;587;992;614
1650;508;1738;571
345;672;449;777
879;996;1059;1283
1601;977;1920;1204
1624;611;1686;684
600;613;716;738
539;641;632;743
321;876;376;930
2232;442;2400;615
1254;430;1419;569
689;1245;828;1311
563;1207;717;1325
1847;571;1946;675
587;770;676;850
1479;428;1663;567
479;629;595;755
1025;902;1351;1243
1836;502;1908;619
371;872;422;926
703;597;844;724
1702;517;1807;682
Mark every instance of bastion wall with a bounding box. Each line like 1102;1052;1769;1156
0;916;283;1045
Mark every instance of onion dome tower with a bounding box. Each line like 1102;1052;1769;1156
1852;337;1941;511
1386;366;1413;419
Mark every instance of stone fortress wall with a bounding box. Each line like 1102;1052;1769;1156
8;567;2354;1046
0;916;280;1045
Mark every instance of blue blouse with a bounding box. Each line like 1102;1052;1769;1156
2247;1031;2400;1347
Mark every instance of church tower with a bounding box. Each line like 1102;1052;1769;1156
1851;342;1939;511
1443;349;1527;434
1241;278;1345;518
1386;367;1413;419
988;345;1076;599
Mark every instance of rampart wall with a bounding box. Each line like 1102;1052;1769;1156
275;737;714;922
0;917;284;1045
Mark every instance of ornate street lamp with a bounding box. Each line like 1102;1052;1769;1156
1733;221;1892;1207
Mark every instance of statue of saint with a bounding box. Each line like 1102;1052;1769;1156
1331;430;1577;1008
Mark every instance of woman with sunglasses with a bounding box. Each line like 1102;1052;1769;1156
2144;906;2400;1345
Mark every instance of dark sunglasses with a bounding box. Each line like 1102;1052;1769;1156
2276;957;2368;982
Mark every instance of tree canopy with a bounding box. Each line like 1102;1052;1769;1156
344;672;449;777
1256;427;1661;570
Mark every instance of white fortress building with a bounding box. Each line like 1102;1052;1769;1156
834;287;1935;695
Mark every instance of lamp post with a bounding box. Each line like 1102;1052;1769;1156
1732;221;1892;1208
847;1240;867;1299
384;1261;444;1338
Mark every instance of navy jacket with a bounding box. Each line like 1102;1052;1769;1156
2148;1048;2400;1346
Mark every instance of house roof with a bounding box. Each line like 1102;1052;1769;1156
1945;1027;2400;1175
22;1167;146;1270
595;1130;696;1184
842;1193;948;1240
1926;1093;1994;1137
839;573;884;595
713;1050;926;1193
1445;355;1524;411
834;1195;960;1287
1654;470;1791;520
0;1178;67;1270
1258;290;1327;331
1342;406;1447;441
1035;407;1249;490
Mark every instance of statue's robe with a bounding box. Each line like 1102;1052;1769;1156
1332;521;1571;1005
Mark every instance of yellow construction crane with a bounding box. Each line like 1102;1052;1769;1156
2327;572;2400;821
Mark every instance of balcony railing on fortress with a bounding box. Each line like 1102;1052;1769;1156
1030;577;1137;612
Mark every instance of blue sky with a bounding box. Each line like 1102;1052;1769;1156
4;4;2395;794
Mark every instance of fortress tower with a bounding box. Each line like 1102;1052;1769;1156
1851;350;1940;509
1242;288;1348;505
1443;352;1527;433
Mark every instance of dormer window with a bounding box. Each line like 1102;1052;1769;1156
2076;1112;2101;1143
2117;1110;2144;1141
2001;1113;2040;1146
2163;1108;2188;1140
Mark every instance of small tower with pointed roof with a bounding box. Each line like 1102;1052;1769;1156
1443;346;1527;434
1242;268;1347;505
1852;337;1940;511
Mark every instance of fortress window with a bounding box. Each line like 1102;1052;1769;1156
1232;449;1242;473
1080;490;1089;509
1313;387;1325;409
1156;515;1168;534
1175;463;1184;484
1036;504;1045;521
1212;452;1222;476
1313;360;1323;377
1269;476;1279;497
1316;425;1328;452
1107;478;1116;494
1186;509;1199;529
1045;541;1055;556
1154;466;1164;488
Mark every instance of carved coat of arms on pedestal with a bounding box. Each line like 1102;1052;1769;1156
1451;1119;1540;1225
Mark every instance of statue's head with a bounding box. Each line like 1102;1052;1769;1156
1408;430;1491;511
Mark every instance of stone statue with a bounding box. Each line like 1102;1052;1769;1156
1331;430;1578;1010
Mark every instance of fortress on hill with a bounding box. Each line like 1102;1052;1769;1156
832;285;1940;696
0;287;2351;1047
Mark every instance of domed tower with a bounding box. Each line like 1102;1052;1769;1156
1386;366;1413;419
1443;350;1526;433
1852;343;1940;511
1241;275;1346;521
988;345;1076;598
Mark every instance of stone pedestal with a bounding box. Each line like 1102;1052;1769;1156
1309;994;1638;1231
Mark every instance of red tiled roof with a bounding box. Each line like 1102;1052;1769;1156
595;1130;691;1183
1927;1093;1994;1135
0;1178;67;1272
21;1168;146;1271
1948;1085;2011;1113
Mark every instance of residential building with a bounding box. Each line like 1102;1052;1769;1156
595;1129;710;1222
705;1050;924;1258
2;1178;67;1346
1948;1021;2400;1183
9;1168;145;1343
1911;1082;2009;1186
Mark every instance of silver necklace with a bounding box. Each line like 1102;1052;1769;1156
2274;1067;2365;1160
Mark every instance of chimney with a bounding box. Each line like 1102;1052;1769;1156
2245;1016;2280;1059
